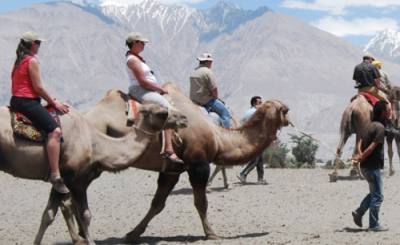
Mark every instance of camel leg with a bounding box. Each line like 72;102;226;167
188;162;219;240
333;131;351;175
71;189;95;245
221;167;229;189
126;173;180;242
34;189;82;245
207;164;220;186
387;136;395;176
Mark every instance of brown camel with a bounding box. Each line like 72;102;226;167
332;87;400;179
386;86;400;176
126;83;289;241
332;94;371;178
34;84;289;243
0;100;187;245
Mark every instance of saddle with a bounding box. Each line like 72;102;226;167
352;92;379;106
10;106;61;142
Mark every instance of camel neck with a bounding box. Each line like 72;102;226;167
91;128;152;172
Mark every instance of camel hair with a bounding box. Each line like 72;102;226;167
0;98;187;245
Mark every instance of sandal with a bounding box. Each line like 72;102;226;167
50;177;70;194
161;152;184;165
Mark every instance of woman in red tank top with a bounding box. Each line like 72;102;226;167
10;31;70;194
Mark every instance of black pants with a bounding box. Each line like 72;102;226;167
10;96;58;134
240;154;264;180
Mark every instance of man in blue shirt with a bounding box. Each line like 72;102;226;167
237;96;267;184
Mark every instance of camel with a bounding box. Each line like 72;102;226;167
125;83;289;241
332;87;400;180
33;83;289;243
0;99;187;245
331;94;371;179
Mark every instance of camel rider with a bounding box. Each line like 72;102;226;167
372;60;392;95
353;54;389;104
189;53;232;128
10;31;70;194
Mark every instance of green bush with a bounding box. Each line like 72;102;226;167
289;133;319;168
264;140;290;168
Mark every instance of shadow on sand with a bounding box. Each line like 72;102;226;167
54;231;270;245
336;227;367;233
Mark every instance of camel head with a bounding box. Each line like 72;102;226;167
136;104;188;133
249;100;290;132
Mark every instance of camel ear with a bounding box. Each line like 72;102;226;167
278;104;289;125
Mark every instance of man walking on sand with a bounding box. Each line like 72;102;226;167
352;100;390;232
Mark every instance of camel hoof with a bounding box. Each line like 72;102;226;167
349;168;358;177
390;170;395;176
74;239;90;245
329;173;338;182
126;228;144;242
206;234;220;240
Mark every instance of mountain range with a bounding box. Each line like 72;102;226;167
1;0;400;159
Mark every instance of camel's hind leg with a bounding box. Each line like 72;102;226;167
387;136;395;176
126;173;180;242
188;162;218;240
34;189;82;245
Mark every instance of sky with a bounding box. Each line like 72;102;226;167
1;0;399;47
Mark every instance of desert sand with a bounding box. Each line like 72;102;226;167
1;166;399;245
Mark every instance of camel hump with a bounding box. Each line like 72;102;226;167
163;82;181;93
104;89;130;102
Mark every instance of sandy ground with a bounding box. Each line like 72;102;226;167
1;166;400;245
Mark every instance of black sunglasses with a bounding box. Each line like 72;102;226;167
34;40;41;46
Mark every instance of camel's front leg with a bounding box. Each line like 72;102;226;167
71;189;95;245
188;162;218;240
126;173;180;242
34;189;82;245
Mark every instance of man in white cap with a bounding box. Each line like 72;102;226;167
189;53;232;128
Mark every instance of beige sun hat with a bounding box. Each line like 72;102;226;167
126;32;149;43
21;31;46;42
197;53;213;61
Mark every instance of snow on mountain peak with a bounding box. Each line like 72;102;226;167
364;29;400;58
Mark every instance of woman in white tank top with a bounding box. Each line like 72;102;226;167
125;32;184;166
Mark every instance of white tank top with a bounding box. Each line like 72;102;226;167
126;54;158;86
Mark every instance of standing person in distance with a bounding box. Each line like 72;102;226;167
237;96;267;184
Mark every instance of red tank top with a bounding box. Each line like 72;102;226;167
11;55;39;98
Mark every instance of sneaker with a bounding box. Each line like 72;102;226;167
236;173;246;183
257;179;268;185
352;211;362;228
368;226;389;232
50;177;70;194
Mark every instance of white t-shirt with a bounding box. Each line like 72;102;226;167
126;54;158;86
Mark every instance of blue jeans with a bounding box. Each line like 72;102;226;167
240;154;264;180
204;98;231;128
356;168;383;228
